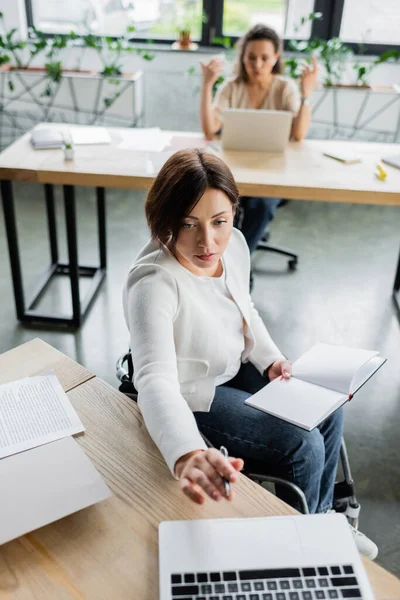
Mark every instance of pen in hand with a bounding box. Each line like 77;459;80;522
219;446;231;497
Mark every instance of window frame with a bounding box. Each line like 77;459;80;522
24;0;400;54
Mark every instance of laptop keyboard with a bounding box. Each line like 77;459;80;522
170;565;364;599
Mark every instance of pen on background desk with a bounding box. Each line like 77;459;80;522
219;446;231;497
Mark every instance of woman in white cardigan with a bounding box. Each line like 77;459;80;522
123;149;378;558
123;147;344;511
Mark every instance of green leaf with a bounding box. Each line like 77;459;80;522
375;49;400;65
8;79;14;92
127;25;135;33
6;28;17;42
41;83;52;97
212;75;225;97
138;49;154;61
187;65;195;75
0;52;10;65
45;60;63;82
102;64;122;77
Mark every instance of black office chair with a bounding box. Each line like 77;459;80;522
116;350;360;524
239;200;298;271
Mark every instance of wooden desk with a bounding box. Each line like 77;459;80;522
1;125;399;327
0;339;399;599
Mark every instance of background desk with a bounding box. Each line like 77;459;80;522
1;125;399;326
0;339;399;599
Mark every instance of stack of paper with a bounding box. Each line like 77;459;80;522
0;371;84;458
117;127;172;152
0;372;111;545
70;127;111;145
30;128;65;149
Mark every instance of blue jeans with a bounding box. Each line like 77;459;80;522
194;362;343;514
239;197;281;254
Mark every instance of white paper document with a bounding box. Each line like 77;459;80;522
245;343;386;430
70;126;111;145
0;373;84;459
117;127;172;152
0;436;111;545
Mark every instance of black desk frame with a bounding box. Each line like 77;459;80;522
394;246;400;317
1;181;106;328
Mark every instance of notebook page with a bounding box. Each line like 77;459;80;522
292;343;378;394
0;373;84;459
350;355;386;394
245;377;345;431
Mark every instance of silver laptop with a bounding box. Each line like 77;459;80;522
221;108;293;153
159;513;374;599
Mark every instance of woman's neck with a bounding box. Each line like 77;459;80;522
247;73;274;91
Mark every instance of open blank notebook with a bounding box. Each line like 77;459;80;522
245;343;386;430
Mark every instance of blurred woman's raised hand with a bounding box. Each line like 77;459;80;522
200;57;225;88
300;54;318;98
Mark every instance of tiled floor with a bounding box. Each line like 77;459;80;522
1;181;399;576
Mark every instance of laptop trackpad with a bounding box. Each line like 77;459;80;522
163;517;303;572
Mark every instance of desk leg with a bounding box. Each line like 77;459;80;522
1;180;26;320
63;185;81;327
44;184;58;265
393;245;400;316
97;187;107;269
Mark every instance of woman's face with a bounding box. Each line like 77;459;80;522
174;188;234;277
243;39;279;84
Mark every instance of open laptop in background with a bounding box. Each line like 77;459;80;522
159;513;374;600
221;108;293;152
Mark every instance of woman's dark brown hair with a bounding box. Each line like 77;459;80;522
235;23;283;82
145;149;239;247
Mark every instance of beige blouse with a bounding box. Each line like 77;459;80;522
212;75;301;124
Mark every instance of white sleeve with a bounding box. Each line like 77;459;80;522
125;266;207;476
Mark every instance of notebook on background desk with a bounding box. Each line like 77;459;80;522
245;343;386;430
159;513;374;600
382;154;400;170
30;128;65;149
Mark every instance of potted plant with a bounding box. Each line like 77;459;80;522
172;0;203;50
63;141;74;160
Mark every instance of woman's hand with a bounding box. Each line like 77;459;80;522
300;54;318;98
200;57;224;88
175;448;244;505
267;358;292;381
